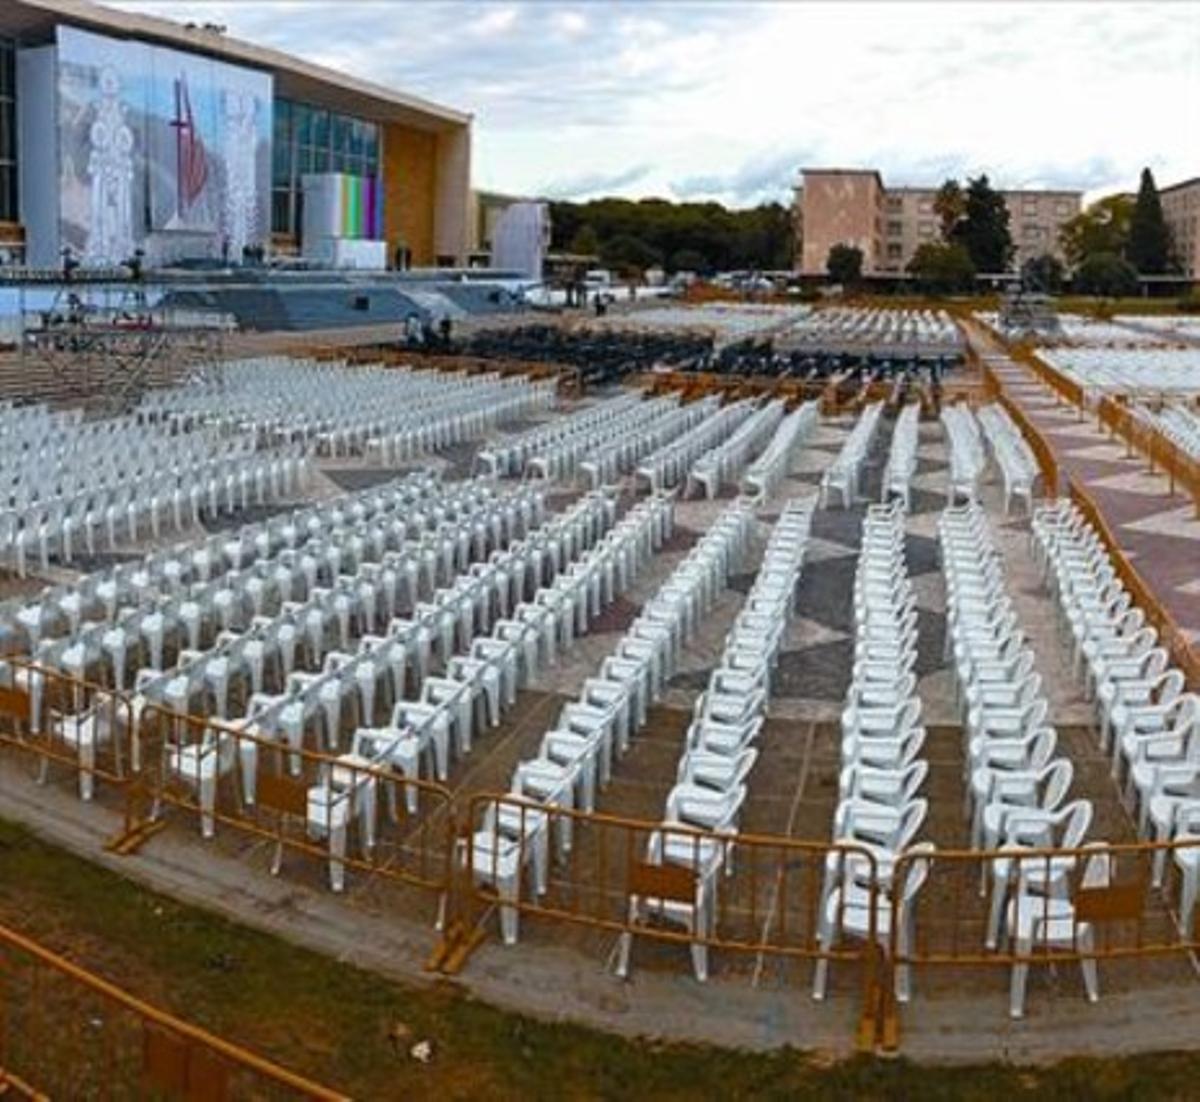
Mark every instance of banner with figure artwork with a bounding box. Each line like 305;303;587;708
57;25;272;266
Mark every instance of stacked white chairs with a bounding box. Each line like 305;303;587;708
815;499;932;1002
977;404;1038;514
635;399;753;495
686;401;785;500
820;402;884;509
578;399;710;490
881;405;920;508
1033;499;1200;937
616;500;812;980
940;405;986;504
473;393;641;477
469;501;750;946
741;402;819;502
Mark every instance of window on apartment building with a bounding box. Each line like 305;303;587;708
1023;223;1043;241
918;221;934;237
886;196;902;212
1055;199;1072;216
886;242;903;259
0;38;16;224
887;220;903;236
918;199;932;214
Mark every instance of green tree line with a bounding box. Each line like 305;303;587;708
548;198;793;274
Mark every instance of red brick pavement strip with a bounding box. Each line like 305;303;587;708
966;324;1200;639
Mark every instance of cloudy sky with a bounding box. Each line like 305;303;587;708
109;0;1197;207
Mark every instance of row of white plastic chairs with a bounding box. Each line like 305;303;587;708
941;404;986;504
1032;500;1200;935
1039;348;1200;398
578;399;712;490
5;470;472;648
617;500;812;981
686;400;785;501
976;403;1038;514
526;398;691;483
464;500;750;947
816;499;931;1002
459;495;680;932
881;405;920;508
0;423;256;501
819;402;884;508
941;502;1100;1018
741;402;820;503
1;444;310;577
473;393;642;477
635;399;752;495
142;359;553;463
787;308;961;350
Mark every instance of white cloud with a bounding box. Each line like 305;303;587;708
469;6;518;37
107;1;1198;207
552;11;587;37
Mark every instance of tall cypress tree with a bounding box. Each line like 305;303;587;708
1127;167;1171;274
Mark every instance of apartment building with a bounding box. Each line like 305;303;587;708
1160;176;1200;277
795;167;1082;277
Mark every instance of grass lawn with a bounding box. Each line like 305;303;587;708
3;816;1200;1099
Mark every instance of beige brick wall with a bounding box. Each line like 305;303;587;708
799;172;884;275
1161;180;1200;277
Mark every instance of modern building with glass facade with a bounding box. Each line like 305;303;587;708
0;0;472;268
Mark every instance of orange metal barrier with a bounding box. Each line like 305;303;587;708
1097;396;1200;518
1012;343;1085;409
0;660;144;845
1070;479;1200;688
884;839;1200;1047
0;920;347;1099
134;703;457;914
447;793;888;1048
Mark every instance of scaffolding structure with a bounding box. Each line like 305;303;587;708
5;269;235;410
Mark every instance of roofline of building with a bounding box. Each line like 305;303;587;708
882;184;1083;197
801;167;885;188
1160;176;1200;195
6;0;472;129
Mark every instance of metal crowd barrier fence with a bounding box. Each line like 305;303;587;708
883;839;1200;1046
1097;395;1200;519
446;792;887;1048
0;920;347;1099
1015;344;1086;410
135;702;457;913
0;659;143;844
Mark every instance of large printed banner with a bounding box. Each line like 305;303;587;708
57;26;272;265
